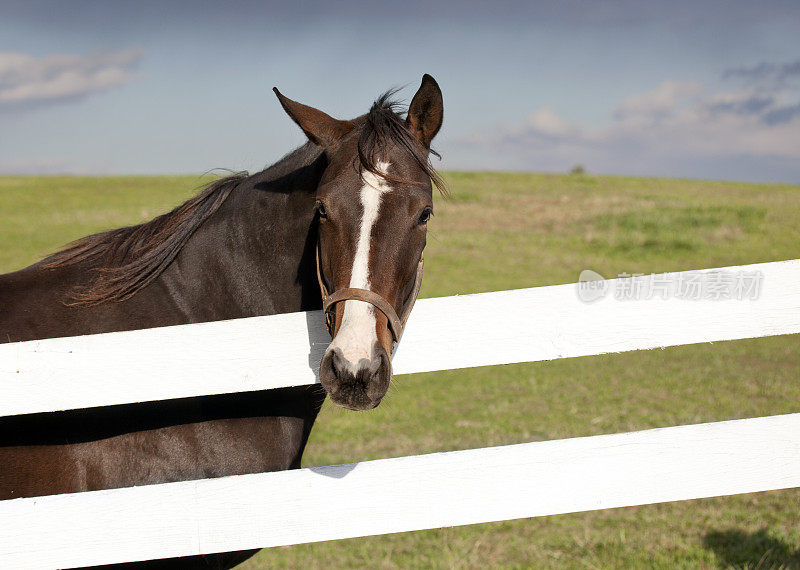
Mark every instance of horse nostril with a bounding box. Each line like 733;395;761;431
330;348;341;379
364;347;391;400
319;348;338;390
368;354;384;382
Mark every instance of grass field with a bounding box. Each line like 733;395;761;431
1;172;799;569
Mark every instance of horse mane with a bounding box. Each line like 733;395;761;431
357;90;446;196
42;172;249;306
42;89;444;307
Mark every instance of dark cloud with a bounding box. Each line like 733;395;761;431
707;95;775;117
717;59;800;125
723;60;800;85
705;95;800;126
763;102;800;125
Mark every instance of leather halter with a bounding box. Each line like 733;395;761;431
316;241;423;343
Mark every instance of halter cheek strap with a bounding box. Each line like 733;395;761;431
316;241;423;344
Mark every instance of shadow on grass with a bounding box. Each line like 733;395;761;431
703;529;800;569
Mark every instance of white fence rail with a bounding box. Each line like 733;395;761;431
1;259;799;568
2;259;799;417
2;414;799;569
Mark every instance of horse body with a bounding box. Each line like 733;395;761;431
0;146;329;569
0;76;444;569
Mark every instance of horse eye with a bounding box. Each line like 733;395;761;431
418;207;433;225
316;201;328;219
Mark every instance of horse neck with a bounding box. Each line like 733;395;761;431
159;151;326;320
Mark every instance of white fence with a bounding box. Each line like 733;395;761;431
1;259;799;568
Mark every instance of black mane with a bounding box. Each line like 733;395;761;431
42;172;249;305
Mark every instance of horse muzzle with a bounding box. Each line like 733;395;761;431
319;344;391;410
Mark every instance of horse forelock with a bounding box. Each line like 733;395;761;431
356;90;446;196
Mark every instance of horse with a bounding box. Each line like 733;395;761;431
0;74;444;569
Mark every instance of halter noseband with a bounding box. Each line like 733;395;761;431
316;241;423;344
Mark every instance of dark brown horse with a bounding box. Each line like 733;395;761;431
0;75;444;569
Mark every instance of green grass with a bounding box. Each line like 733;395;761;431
1;172;798;569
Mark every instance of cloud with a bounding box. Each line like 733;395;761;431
762;102;800;126
456;62;800;181
614;81;702;122
705;94;774;117
723;60;800;87
0;48;142;107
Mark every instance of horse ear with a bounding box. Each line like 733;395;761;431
273;87;354;148
406;74;443;148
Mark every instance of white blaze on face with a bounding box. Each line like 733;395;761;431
328;161;392;372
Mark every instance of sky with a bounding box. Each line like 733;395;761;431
1;1;799;183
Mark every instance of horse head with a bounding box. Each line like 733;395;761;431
274;75;443;410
